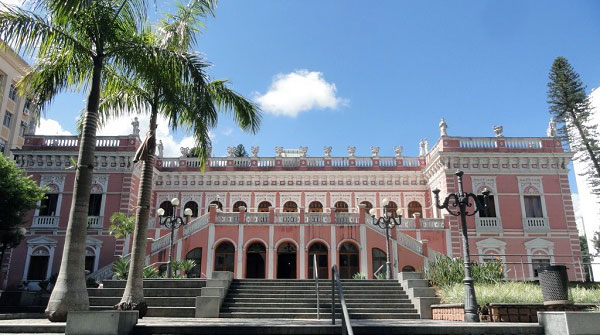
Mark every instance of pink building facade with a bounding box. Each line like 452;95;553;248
3;131;584;289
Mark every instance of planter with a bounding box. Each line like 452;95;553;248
432;303;596;323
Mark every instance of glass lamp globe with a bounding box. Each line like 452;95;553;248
369;208;377;217
184;208;193;216
157;208;165;216
381;198;389;207
171;197;180;206
396;208;403;217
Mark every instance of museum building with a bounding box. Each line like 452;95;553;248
1;120;585;289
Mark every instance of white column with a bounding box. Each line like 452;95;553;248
176;239;183;261
22;246;32;281
359;225;367;275
46;246;55;280
206;224;215;278
330;225;337;267
93;246;101;272
268;225;274;279
237;225;244;279
392;235;399;278
299;225;306;279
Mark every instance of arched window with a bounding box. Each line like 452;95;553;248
27;248;49;280
360;201;373;211
372;248;386;277
308;201;323;213
308;242;328;279
214;242;235;272
334;201;349;213
402;265;416;272
339;243;359;279
209;200;223;211
386;201;399;217
185;248;202;278
257;201;271;212
232;201;247;212
184;201;199;217
159;201;174;217
283;201;298;213
407;201;422;218
246;242;266;278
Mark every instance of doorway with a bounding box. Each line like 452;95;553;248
339;242;359;279
246;242;266;278
308;242;328;279
276;242;297;279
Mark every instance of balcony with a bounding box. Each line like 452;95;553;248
31;216;59;229
87;216;103;229
476;217;502;232
523;217;549;232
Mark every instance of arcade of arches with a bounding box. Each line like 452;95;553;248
201;240;415;280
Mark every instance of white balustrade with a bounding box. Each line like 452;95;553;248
306;158;325;167
151;234;171;253
402;157;421;167
399;218;416;229
41;136;123;147
275;213;300;224
257;158;275;167
161;159;179;168
335;212;358;224
331;157;349;167
183;213;210;237
421;218;445;229
245;213;269;224
281;158;299;167
31;216;59;229
209;158;228;167
523;217;549;231
379;157;396;167
305;213;329;223
459;138;498;149
233;158;252;167
475;217;502;232
354;157;372;167
87;216;103;229
216;213;239;223
505;138;542;149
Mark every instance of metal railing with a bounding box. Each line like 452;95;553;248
373;264;385;278
331;265;353;335
313;254;320;320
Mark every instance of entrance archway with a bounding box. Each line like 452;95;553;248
308;242;328;279
276;242;297;279
246;242;266;278
214;241;235;272
339;242;359;279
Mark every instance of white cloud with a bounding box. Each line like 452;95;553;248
222;127;233;136
1;0;25;7
36;117;72;135
98;114;211;157
255;69;346;117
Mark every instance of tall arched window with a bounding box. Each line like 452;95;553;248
257;201;271;212
39;184;59;217
232;201;247;212
159;201;174;217
339;242;359;279
386;201;399;217
407;201;422;218
334;201;349;213
184;201;198;217
360;201;373;211
283;201;298;212
214;242;235;272
308;242;328;279
372;248;386;277
186;248;202;278
209;200;223;211
308;201;323;213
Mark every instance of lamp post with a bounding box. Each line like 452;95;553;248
157;197;192;278
432;170;489;322
368;198;403;279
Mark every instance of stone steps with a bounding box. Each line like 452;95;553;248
220;279;420;320
102;279;206;289
88;288;203;297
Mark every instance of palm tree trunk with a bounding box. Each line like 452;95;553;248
46;57;103;322
116;105;158;317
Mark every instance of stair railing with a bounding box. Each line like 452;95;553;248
331;265;354;335
373;264;385;278
313;254;320;320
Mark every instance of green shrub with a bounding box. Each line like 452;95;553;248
426;255;503;287
143;266;159;279
113;258;130;280
352;273;367;280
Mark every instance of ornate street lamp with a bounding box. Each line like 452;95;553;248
432;170;489;322
156;197;192;278
368;198;403;279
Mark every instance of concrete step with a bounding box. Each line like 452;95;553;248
398;272;423;281
89;296;196;307
221;302;416;308
224;297;413;304
225;293;410;300
218;312;421;319
90;306;195;317
87;288;203;297
403;279;429;288
220;306;419;313
102;279;206;289
227;288;406;295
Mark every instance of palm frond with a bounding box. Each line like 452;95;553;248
207;80;261;134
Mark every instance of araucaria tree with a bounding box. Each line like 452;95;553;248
98;0;260;316
0;155;45;269
547;57;600;194
0;0;216;321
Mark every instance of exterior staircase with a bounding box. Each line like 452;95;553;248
220;279;420;319
87;279;206;317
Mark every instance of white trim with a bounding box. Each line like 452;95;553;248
299;225;306;279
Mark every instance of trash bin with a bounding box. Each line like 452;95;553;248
538;264;572;305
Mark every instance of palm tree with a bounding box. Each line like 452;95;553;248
109;212;135;239
0;1;216;321
97;0;260;316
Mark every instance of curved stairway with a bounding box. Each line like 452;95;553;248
220;279;420;319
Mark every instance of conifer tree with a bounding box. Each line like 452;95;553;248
547;56;600;194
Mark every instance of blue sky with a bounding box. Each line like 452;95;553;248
30;0;600;161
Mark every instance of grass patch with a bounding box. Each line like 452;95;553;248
439;282;600;305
